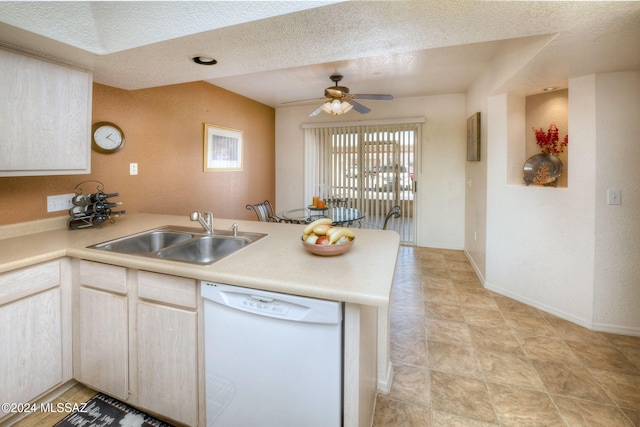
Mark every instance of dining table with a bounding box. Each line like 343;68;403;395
279;206;365;226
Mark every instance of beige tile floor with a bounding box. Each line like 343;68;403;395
12;246;640;427
373;246;640;426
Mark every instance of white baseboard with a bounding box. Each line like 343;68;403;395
462;250;639;337
591;321;640;337
377;362;394;394
484;282;640;337
485;282;591;327
463;249;485;285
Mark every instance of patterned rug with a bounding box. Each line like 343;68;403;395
54;392;175;427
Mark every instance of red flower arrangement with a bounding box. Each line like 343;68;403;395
532;123;568;155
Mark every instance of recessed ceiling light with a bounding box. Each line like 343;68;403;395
192;56;217;65
543;86;559;92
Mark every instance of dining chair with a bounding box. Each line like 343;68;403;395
245;200;283;222
326;196;349;208
358;205;401;230
382;205;401;230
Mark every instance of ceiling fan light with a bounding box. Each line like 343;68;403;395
320;100;353;115
308;74;393;117
320;101;334;115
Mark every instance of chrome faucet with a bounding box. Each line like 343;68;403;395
190;211;214;234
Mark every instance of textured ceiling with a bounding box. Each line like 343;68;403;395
0;1;338;54
0;1;639;108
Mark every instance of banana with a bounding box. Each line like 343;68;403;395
326;227;341;237
329;228;355;244
312;224;332;235
303;218;332;235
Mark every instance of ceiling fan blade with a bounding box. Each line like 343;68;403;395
347;100;371;114
309;104;325;117
352;94;394;101
281;97;324;105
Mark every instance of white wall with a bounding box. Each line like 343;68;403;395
463;32;556;283
485;85;597;327
593;72;640;334
479;72;640;335
464;87;489;281
461;27;640;334
275;95;467;249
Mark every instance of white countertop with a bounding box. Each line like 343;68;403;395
0;214;400;307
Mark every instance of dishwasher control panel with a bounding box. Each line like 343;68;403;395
240;295;289;315
201;281;343;324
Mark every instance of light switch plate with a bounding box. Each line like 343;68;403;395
607;189;622;205
47;193;75;212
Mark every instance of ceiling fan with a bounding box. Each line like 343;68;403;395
308;74;393;117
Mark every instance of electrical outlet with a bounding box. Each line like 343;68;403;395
130;163;138;175
47;193;75;212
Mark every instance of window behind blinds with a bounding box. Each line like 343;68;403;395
304;119;422;244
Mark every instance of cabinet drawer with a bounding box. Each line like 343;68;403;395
80;260;127;294
0;260;60;306
138;271;196;310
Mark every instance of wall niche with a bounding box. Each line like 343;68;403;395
524;89;569;187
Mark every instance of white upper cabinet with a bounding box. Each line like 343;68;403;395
0;48;92;176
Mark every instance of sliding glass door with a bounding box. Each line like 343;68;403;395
304;121;420;245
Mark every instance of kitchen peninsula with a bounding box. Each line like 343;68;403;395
0;213;399;427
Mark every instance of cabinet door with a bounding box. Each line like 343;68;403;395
137;300;198;426
77;286;128;399
0;287;62;417
0;47;92;176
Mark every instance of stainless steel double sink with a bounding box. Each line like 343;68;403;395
87;225;267;265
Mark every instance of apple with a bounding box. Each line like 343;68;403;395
305;234;318;244
316;236;330;245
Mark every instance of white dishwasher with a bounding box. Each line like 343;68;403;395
201;282;343;427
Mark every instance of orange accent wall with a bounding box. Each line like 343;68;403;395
0;81;275;225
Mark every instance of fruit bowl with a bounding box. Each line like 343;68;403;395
301;237;354;256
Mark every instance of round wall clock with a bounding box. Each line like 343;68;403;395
92;121;125;154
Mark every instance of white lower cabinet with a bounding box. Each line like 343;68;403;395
75;260;129;400
75;262;199;425
136;270;199;426
0;260;72;423
77;286;129;399
137;301;198;426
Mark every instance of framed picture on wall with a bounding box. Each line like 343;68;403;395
204;123;243;171
467;112;480;161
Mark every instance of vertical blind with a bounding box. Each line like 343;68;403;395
303;119;423;244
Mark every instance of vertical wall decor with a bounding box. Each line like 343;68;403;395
467;112;481;161
204;123;243;171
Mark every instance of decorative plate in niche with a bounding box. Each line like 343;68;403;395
523;154;563;186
